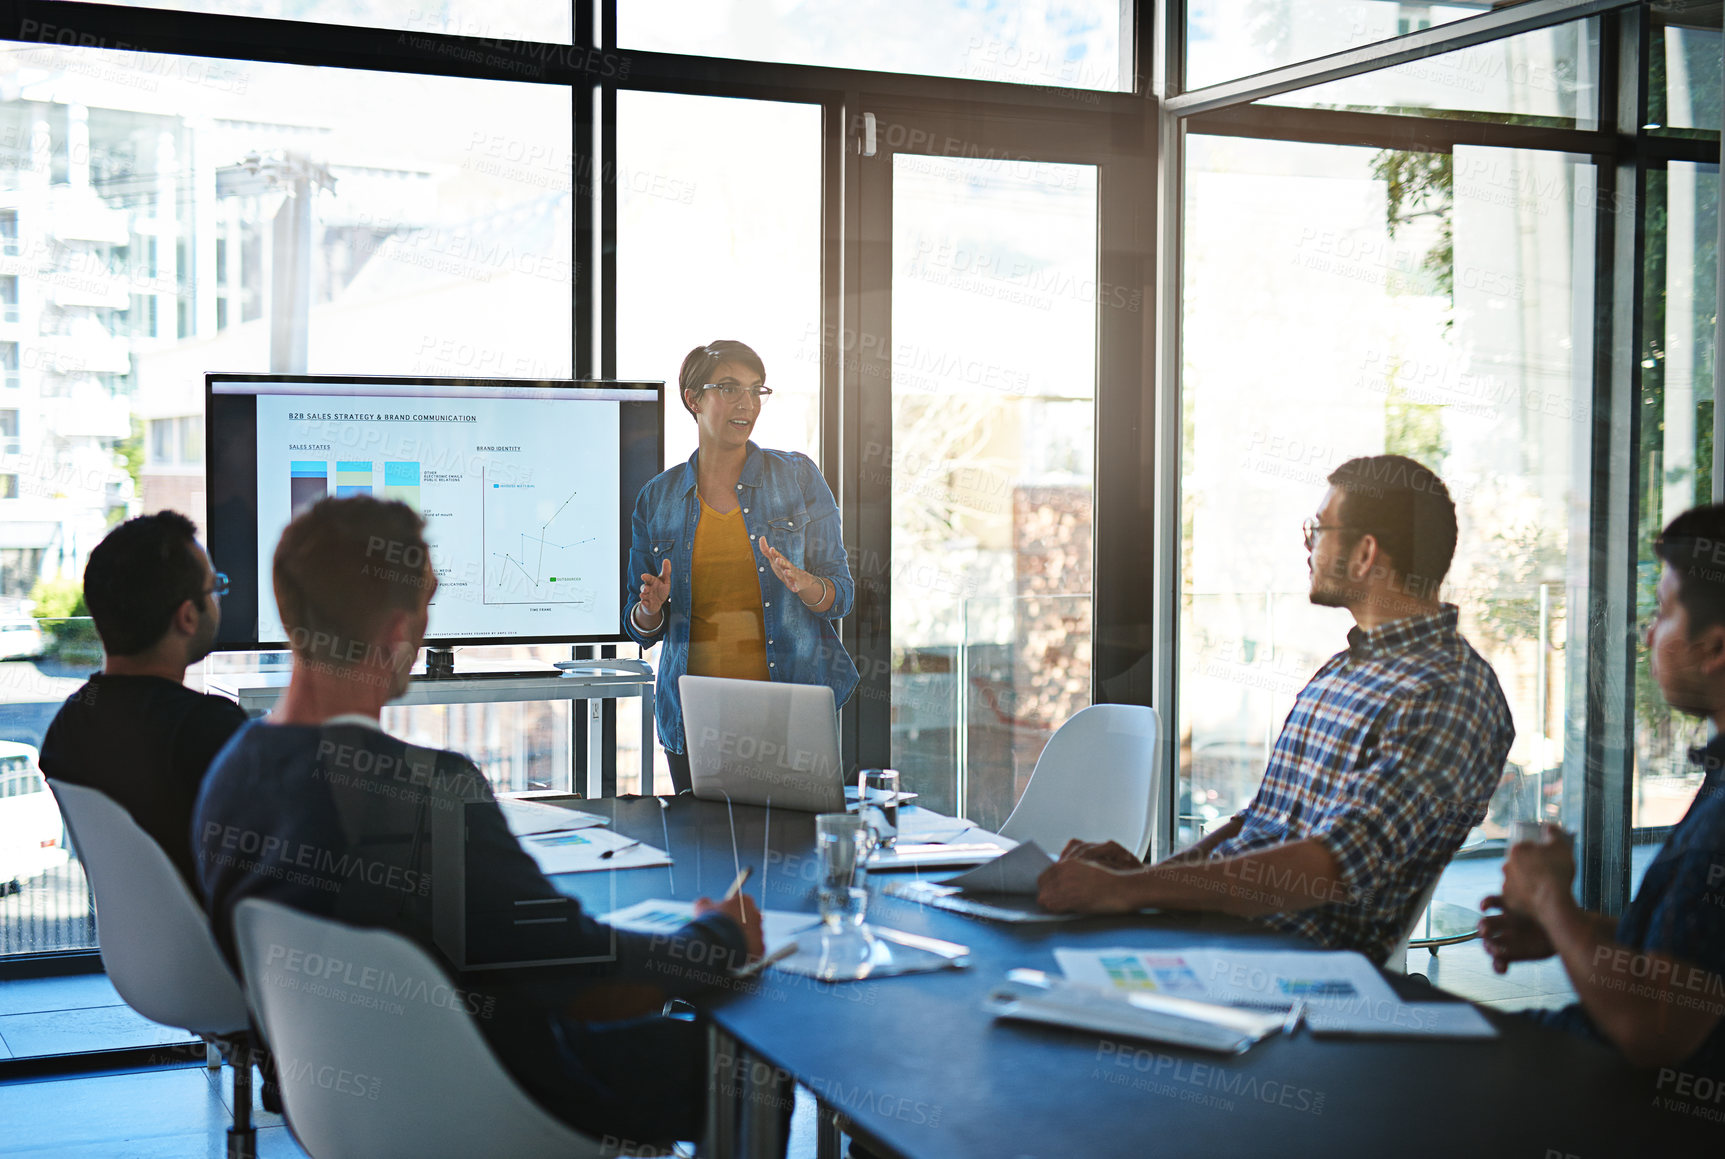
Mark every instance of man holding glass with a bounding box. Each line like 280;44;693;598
1482;504;1724;1075
1039;455;1514;966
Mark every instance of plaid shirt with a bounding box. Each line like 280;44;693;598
1210;604;1514;963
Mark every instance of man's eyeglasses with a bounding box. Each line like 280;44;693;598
207;572;230;599
701;381;773;402
1301;519;1351;550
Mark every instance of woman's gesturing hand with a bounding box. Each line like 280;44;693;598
635;559;672;626
758;537;826;608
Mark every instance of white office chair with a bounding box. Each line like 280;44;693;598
47;781;258;1159
1385;876;1443;973
232;898;658;1159
998;704;1162;860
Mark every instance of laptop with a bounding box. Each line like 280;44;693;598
680;675;846;812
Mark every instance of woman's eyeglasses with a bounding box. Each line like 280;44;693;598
702;381;773;401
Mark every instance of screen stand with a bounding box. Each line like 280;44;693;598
424;647;457;679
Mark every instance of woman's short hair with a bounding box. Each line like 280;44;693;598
677;340;766;416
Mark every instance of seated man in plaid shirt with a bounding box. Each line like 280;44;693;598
1039;454;1514;965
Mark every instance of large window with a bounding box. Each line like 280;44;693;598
1186;0;1487;89
0;40;574;967
1634;159;1719;829
614;91;822;792
887;152;1099;825
1178;134;1595;853
1650;5;1723;138
1257;19;1600;127
0;43;570;539
61;0;573;42
622;1;1129;91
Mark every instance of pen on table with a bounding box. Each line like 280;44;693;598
731;940;795;980
1282;999;1307;1037
598;837;643;860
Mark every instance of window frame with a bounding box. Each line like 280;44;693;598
0;0;1704;977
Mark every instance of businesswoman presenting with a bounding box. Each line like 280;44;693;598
624;340;858;793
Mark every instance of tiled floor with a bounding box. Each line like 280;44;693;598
0;1063;822;1159
0;974;191;1061
0;1064;301;1158
1411;842;1659;1014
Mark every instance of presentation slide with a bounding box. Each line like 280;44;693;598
248;383;625;642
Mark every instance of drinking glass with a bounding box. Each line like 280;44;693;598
858;768;900;849
815;812;874;930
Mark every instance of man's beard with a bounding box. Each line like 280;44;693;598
1309;584;1351;609
1308;563;1357;609
186;603;218;666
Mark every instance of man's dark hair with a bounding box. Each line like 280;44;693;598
677;339;767;417
1654;504;1725;634
83;511;206;656
1326;454;1458;589
274;496;431;667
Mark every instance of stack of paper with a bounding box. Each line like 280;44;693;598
987;972;1287;1055
497;797;609;837
869;811;1018;869
941;841;1055;894
1053;947;1496;1040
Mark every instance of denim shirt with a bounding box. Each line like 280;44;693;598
623;442;858;754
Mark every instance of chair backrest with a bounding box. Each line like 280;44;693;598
998;704;1162;860
232;899;620;1159
1385;875;1443;973
47;780;248;1035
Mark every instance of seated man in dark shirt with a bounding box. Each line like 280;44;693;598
193;495;762;1149
40;510;246;889
1483;504;1725;1078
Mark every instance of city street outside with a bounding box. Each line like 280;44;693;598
0;657;95;955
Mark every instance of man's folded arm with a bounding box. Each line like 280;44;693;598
1138;837;1345;916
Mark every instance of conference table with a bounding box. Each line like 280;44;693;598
546;795;1715;1158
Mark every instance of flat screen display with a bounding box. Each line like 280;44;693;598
205;374;664;649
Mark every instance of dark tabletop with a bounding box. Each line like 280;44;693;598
546;796;1718;1158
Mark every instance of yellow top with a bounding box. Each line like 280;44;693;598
686;494;771;681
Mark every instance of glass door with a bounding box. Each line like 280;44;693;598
850;103;1147;828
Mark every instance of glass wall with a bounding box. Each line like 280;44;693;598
887;153;1098;826
1186;0;1488;89
1649;6;1722;138
614;92;821;793
1257;19;1599;128
1178;134;1595;854
1634;160;1719;830
0;43;572;958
